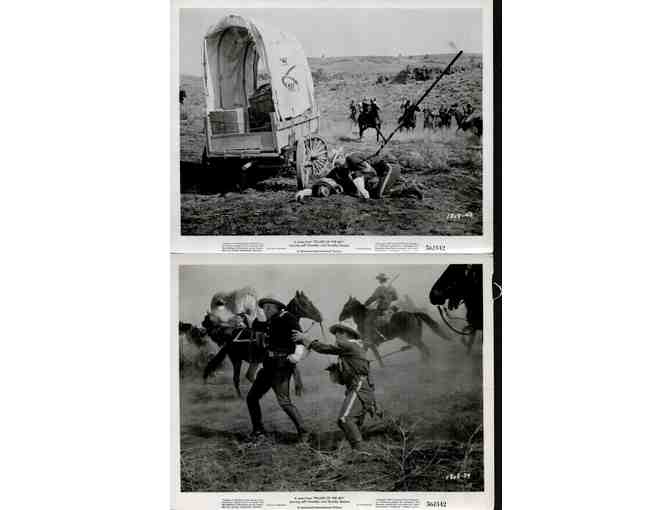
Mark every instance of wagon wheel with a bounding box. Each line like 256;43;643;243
295;136;330;190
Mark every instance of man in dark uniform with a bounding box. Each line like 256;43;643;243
295;150;401;201
370;98;381;120
246;296;309;442
361;98;370;116
292;322;378;455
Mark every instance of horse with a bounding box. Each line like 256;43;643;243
423;108;435;130
398;104;420;133
357;108;384;142
452;109;483;138
438;109;452;129
429;265;483;353
200;290;324;398
179;322;215;379
338;296;452;367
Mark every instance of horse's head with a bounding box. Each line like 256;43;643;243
430;265;476;310
430;265;484;332
201;311;221;332
179;322;208;347
339;295;359;321
288;290;323;323
201;311;242;347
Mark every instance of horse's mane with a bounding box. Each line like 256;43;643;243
210;287;258;314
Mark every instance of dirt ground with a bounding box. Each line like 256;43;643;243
179;54;483;236
179;331;484;492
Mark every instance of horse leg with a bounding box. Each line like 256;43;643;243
405;322;431;363
368;342;385;368
292;366;304;396
232;358;243;399
417;338;431;363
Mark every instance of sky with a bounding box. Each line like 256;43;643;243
178;263;458;329
179;8;482;76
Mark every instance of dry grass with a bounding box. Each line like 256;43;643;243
179;335;485;492
179;53;483;236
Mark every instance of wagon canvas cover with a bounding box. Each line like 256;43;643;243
203;15;316;120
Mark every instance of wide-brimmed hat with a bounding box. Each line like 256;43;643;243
376;273;389;282
329;321;361;339
258;295;286;309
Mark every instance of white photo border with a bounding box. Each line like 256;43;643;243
170;253;495;510
170;0;494;254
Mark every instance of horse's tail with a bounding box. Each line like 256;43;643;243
413;312;453;341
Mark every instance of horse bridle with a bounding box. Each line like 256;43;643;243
436;305;475;336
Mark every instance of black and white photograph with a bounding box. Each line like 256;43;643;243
175;3;492;242
173;256;493;508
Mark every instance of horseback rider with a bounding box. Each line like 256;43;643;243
361;98;370;116
364;273;399;330
292;321;379;455
370;98;380;120
423;106;432;128
246;296;309;443
439;103;450;127
349;99;358;119
399;98;419;128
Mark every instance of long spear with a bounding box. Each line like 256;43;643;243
366;50;464;160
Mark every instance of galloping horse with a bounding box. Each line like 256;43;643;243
357;108;384;142
429;265;483;353
398;104;420;133
338;296;452;367
201;290;324;398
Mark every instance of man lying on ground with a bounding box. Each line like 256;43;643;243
295;149;423;202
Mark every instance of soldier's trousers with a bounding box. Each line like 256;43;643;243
337;376;375;448
246;358;307;434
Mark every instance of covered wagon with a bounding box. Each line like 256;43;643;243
201;14;330;189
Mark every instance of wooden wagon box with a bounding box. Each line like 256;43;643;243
208;109;245;135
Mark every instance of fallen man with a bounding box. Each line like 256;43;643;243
295;149;422;201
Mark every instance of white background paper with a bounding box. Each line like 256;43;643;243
2;1;672;510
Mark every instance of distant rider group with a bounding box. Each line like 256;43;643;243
350;96;479;135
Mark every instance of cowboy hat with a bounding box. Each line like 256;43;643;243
329;321;361;339
257;295;286;309
376;273;389;282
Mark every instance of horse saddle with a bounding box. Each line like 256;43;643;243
369;312;393;340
